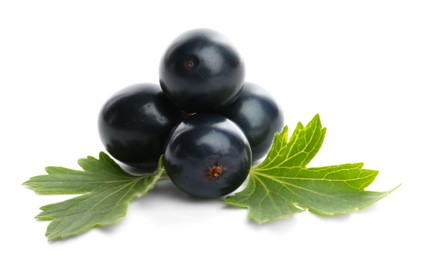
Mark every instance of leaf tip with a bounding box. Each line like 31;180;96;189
98;151;110;160
389;183;402;193
22;179;30;187
22;177;38;190
310;113;323;127
46;232;61;241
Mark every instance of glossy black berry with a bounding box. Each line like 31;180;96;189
98;83;184;170
164;113;252;199
218;82;284;161
159;28;245;112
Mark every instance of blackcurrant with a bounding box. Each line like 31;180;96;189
164;113;252;199
98;83;184;170
218;82;284;161
159;28;245;112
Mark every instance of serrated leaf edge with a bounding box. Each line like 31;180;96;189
24;152;164;241
225;114;400;224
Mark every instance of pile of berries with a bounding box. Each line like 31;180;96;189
98;29;284;199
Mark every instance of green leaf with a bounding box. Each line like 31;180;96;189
225;114;398;223
23;152;163;240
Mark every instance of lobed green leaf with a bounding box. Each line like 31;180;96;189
225;114;398;223
24;152;163;240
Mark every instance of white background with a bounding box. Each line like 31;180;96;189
1;0;430;259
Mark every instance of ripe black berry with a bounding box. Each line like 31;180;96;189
164;113;252;199
159;28;245;112
218;82;284;161
98;83;184;170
